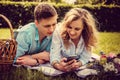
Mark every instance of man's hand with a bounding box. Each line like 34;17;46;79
16;55;37;66
16;55;45;66
16;51;50;66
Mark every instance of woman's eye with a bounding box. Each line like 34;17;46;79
67;26;72;29
75;28;80;31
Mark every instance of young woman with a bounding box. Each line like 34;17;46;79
49;8;98;76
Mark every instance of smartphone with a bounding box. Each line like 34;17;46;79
66;55;78;62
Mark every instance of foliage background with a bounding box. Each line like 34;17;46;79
0;1;120;32
0;1;120;80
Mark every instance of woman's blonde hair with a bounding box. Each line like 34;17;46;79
61;8;98;50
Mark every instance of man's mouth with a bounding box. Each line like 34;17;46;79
48;32;52;35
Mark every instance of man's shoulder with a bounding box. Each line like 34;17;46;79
15;22;37;38
18;22;36;32
17;23;36;34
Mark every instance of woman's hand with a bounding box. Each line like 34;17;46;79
70;60;82;70
53;58;75;72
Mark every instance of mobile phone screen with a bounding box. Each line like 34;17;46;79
66;55;78;62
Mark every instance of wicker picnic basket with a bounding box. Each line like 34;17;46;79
0;14;17;73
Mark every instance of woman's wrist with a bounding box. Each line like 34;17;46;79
77;61;82;67
52;60;60;69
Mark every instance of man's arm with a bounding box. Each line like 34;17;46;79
14;31;30;62
31;51;50;62
16;51;50;66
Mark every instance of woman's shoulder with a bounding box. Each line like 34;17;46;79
55;22;63;33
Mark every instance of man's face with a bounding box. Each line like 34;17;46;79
35;15;57;37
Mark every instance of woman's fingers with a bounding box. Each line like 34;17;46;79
66;59;74;65
60;57;67;62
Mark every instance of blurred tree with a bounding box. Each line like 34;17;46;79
40;0;48;2
63;0;76;4
1;0;119;5
51;0;62;3
12;0;36;1
105;0;120;5
75;0;100;4
0;0;12;1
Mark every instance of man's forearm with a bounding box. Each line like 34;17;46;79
31;53;42;59
31;51;50;61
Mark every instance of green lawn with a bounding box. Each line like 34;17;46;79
0;28;12;39
0;28;120;80
1;28;120;54
93;32;120;54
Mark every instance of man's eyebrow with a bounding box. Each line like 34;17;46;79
44;24;50;26
44;23;57;27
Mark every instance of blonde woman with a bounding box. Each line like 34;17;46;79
39;8;98;78
49;8;98;77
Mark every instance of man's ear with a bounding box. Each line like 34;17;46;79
35;20;38;26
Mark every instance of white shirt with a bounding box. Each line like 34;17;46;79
50;24;91;65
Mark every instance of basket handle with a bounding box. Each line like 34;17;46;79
0;14;14;39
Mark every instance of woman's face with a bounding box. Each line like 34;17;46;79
66;18;84;40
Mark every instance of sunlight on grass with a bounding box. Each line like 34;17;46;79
0;28;13;39
93;32;120;54
0;28;120;54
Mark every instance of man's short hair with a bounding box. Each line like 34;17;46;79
34;3;57;21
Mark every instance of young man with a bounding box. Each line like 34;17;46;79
15;3;58;66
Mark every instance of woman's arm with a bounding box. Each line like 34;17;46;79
50;27;62;65
78;47;91;65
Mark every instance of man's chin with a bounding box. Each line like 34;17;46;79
47;34;52;36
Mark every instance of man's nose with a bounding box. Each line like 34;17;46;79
49;26;55;32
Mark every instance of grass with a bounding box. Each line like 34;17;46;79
0;28;12;39
0;28;120;80
93;32;120;54
1;28;120;54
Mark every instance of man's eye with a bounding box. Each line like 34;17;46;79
44;25;50;28
52;23;56;26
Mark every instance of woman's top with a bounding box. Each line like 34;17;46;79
50;24;91;65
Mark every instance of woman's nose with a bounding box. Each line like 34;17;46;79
70;30;75;35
